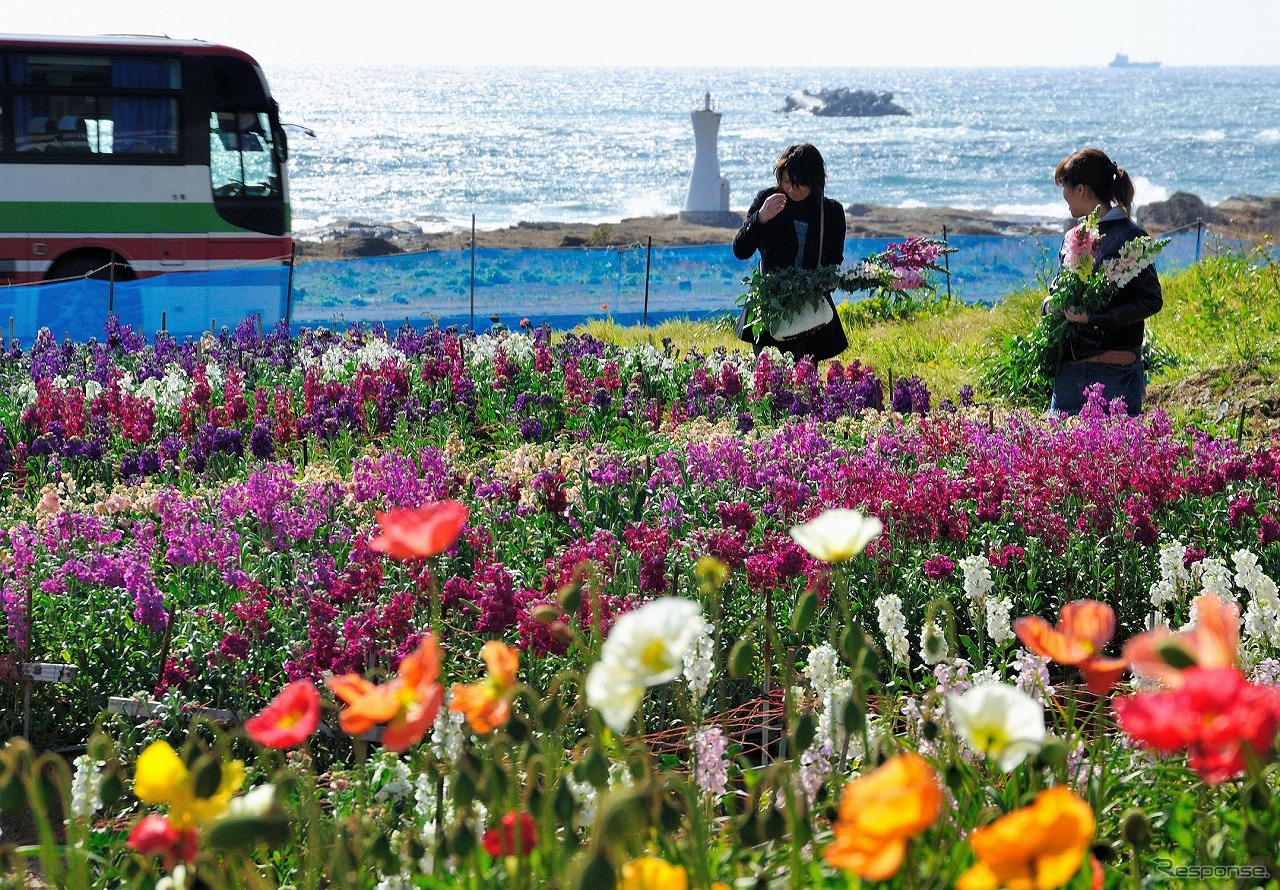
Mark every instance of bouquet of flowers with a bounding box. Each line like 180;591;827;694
982;210;1169;404
737;237;953;343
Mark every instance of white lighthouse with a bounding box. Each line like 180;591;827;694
680;92;737;226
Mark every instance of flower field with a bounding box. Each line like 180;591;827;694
1;312;1279;888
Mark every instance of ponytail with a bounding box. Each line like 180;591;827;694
1055;147;1135;215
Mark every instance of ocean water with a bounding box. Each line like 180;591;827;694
269;65;1280;234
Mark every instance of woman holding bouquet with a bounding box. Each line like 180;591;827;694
1048;148;1163;414
732;143;849;361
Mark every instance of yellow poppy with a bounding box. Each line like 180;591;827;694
620;856;688;890
823;752;941;880
133;741;244;831
956;787;1095;890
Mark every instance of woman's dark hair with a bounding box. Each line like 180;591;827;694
1054;147;1136;215
774;143;826;195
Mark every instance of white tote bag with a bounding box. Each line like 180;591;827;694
769;188;833;341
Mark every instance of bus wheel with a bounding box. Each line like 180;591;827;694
45;253;134;283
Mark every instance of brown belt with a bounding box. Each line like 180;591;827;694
1072;349;1138;367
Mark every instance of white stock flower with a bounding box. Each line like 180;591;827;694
1149;540;1192;608
1197;557;1236;601
947;682;1045;771
986;596;1014;645
806;643;840;697
69;755;105;819
429;700;465;767
876;593;909;665
586;597;705;732
789;509;883;563
682;621;716;706
958;555;993;604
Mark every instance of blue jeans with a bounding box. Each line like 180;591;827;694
1050;358;1145;415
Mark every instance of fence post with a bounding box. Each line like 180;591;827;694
470;214;476;332
285;242;296;329
108;252;116;318
942;225;952;302
643;236;652;327
1195;218;1204;262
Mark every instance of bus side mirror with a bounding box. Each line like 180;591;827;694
274;126;288;163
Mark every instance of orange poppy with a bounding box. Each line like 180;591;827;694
1013;599;1128;694
956;787;1095;890
369;501;469;560
326;634;444;752
244;679;321;749
449;641;519;734
823;752;941;881
1123;593;1239;688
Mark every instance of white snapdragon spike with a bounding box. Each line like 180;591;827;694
789;509;883;563
817;677;855;749
204;360;225;388
806;643;840;697
586;597;705;732
876;593;910;665
1149;539;1192;608
372;755;413;803
69;755;105;819
986;596;1015;645
958;555;993;603
1196;557;1236;601
623;343;675;377
15;379;37;409
682;622;716;706
947;682;1045;772
429;700;465;767
1233;550;1280;653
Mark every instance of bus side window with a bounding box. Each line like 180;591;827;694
58;116;91;153
17;116;58;152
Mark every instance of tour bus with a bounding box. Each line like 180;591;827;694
0;34;292;333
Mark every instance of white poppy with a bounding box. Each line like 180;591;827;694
789;509;883;563
585;597;705;733
947;682;1045;771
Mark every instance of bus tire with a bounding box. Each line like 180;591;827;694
45;252;134;283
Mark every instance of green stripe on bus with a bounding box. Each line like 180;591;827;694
0;201;287;234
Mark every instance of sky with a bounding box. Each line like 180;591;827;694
5;0;1278;69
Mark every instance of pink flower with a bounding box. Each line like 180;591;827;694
1062;218;1102;275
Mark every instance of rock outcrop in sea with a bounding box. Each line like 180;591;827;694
1138;192;1280;238
780;88;910;117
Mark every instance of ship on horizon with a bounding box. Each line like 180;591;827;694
1109;53;1160;68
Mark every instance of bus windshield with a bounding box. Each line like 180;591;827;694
210;110;281;199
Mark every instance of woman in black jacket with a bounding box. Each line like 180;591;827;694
732;143;848;362
1049;147;1163;414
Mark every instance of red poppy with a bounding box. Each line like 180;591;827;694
369;501;469;560
481;810;537;858
127;813;199;866
1113;666;1280;784
244;679;322;749
1012;599;1127;694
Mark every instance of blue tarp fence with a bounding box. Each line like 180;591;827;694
0;226;1235;342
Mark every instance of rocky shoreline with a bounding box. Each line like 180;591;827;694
293;193;1279;262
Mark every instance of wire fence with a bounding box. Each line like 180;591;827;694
0;220;1251;344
